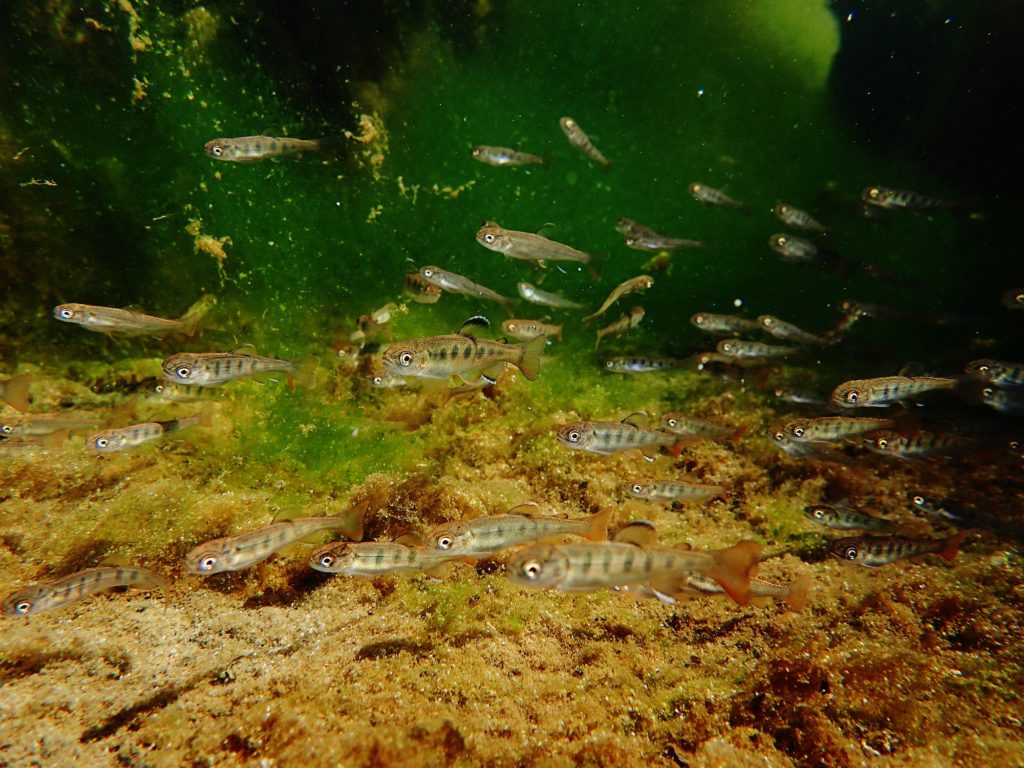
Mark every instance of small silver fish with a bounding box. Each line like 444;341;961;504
772;387;828;407
830;375;959;408
690;312;761;336
3;565;168;616
595;307;644;350
758;315;829;346
584;275;654;321
0;373;31;412
424;505;611;557
830;532;968;567
626;478;727;504
186;516;362;574
689;183;744;208
517;282;585;310
477;222;601;279
87;412;209;452
0;411;104;440
964;359;1024;389
309;534;470;577
53;295;216;338
501;319;563;341
660;413;743;443
162;350;316;388
716;339;797;360
803;504;897;532
861;186;952;211
768;233;820;264
559;117;610;168
557;413;687;459
147;380;224;403
471;145;546;167
616;218;704;251
204;135;320;163
419;266;515;310
602;356;693;374
782;416;894;444
863;429;975;459
773;204;827;232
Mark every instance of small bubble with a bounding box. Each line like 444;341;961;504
733;298;743;308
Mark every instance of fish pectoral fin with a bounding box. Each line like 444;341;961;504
640;450;657;463
648;573;692;596
612;521;658;546
423;562;455;579
478;364;508;385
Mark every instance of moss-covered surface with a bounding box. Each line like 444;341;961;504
2;1;1023;767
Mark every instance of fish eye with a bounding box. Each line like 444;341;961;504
779;205;790;213
95;437;110;449
0;425;11;435
1010;440;1021;451
721;342;733;352
154;384;165;393
211;145;223;156
484;233;495;244
693;314;704;324
567;430;581;443
667;418;678;428
14;600;32;614
522;560;543;580
844;390;860;404
200;556;217;571
982;387;995;399
762;317;774;327
175;365;192;379
844;547;859;560
773;431;785;442
793;426;805;438
423;268;433;277
59;308;74;319
776;235;787;246
437;535;453;550
631;483;643;494
868;187;880;198
398;352;413;367
318;554;334;568
912;495;925;506
814;509;824;519
876;438;888;449
604;360;614;368
372;376;383;385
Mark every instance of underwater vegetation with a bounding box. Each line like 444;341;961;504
1;1;1023;767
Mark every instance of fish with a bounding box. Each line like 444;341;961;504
369;372;412;389
517;282;585;310
424;505;612;557
660;413;744;443
860;186;953;211
830;375;960;408
716;339;797;360
404;272;443;304
381;316;545;383
53;294;216;338
757;315;829;346
595;307;645;350
863;429;975;459
773;204;828;233
971;386;1024;416
907;492;973;526
674;572;811;613
476;222;602;280
803;504;898;532
830;532;969;567
147;380;225;403
583;275;654;321
559;117;610;168
418;266;516;310
0;373;32;412
87;412;210;452
782;416;895;444
772;387;829;407
0;411;105;440
355;302;404;343
3;565;168;616
309;534;471;577
964;359;1024;389
626;478;728;504
162;350;316;388
204;135;320;162
1002;287;1024;311
689;183;744;208
501;319;563;341
0;431;69;453
508;522;761;605
690;312;762;335
471;145;546;168
186;516;363;575
602;356;693;374
556;413;688;459
616;218;704;251
768;233;823;264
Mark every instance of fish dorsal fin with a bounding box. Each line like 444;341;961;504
480;220;500;228
898;361;926;377
456;315;490;338
99;554;131;568
613;520;658;546
394;532;424;547
507;502;541;517
535;222;557;236
621;411;649;428
230;343;258;356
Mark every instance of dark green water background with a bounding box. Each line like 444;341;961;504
0;0;1020;371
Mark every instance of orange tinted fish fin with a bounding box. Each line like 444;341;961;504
648;572;692;597
1;373;32;411
612;520;658;546
343;501;368;542
706;540;761;606
783;574;812;613
516;335;546;381
586;508;613;542
939;531;969;563
729;424;750;443
667;439;689;459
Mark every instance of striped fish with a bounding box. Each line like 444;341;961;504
309;534;471;577
87;412;210;452
689;183;744;208
830;532;968;567
162;350;316;388
773;204;827;233
53;295;215;338
830;375;959;408
626;478;728;504
204;135;320;162
3;566;168;616
556;413;688;459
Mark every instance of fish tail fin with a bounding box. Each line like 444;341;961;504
1;373;32;411
668;438;689;459
594;333;602;351
586;508;613;541
939;531;970;563
783;573;812;613
728;424;750;443
178;294;217;337
289;357;320;390
342;500;367;541
586;251;609;282
517;335;546;381
706;540;761;606
555;326;563;341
